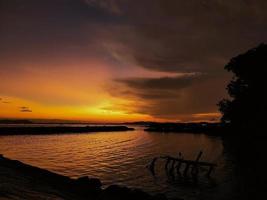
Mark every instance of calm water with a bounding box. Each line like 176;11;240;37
0;125;236;200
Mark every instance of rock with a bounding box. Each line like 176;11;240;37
99;185;168;200
75;176;102;190
72;176;102;198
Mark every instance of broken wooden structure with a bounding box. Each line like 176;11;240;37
148;151;217;179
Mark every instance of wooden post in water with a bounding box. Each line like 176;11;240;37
176;152;183;175
172;159;176;170
183;163;190;176
165;157;171;171
149;157;158;175
149;152;216;179
207;166;214;177
176;161;182;175
195;151;203;161
191;151;203;177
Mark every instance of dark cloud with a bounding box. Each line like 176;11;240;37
0;0;119;66
111;73;228;119
98;0;267;73
19;106;32;112
3;0;266;74
2;101;10;104
0;97;11;104
1;0;266;120
99;0;267;119
83;0;123;15
116;74;200;90
2;0;266;73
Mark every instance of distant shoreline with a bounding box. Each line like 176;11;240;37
0;122;229;136
0;126;134;135
144;122;226;136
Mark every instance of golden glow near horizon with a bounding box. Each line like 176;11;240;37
0;1;232;123
2;0;266;123
0;60;221;122
0;94;153;122
0;93;220;122
0;62;221;122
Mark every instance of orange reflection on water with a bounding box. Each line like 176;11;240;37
0;126;226;198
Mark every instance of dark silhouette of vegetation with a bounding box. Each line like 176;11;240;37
219;44;267;199
218;44;267;131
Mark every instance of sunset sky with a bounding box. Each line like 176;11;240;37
1;0;267;122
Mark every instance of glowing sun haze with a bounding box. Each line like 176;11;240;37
1;0;267;122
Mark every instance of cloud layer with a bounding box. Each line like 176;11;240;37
19;106;32;113
1;0;267;121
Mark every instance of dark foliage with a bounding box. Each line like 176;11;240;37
218;44;267;130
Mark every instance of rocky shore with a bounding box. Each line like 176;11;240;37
0;126;134;135
0;155;177;200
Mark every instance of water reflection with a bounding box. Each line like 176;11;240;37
0;126;231;199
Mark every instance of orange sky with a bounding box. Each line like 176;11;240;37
5;1;266;122
0;59;176;122
0;60;155;122
0;59;221;122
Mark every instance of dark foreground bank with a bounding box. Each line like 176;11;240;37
0;155;178;200
0;126;134;135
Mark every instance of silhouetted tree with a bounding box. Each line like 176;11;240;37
218;44;267;130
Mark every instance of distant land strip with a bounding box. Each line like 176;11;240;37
0;126;134;135
144;123;227;136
